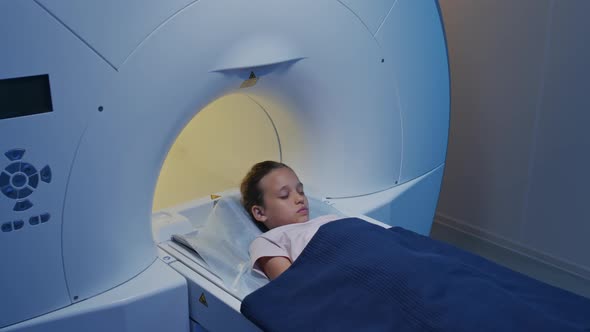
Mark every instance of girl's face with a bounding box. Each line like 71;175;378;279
251;167;309;229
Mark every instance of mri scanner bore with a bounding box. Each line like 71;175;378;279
1;0;590;330
8;0;582;331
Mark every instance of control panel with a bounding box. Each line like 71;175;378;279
1;148;52;233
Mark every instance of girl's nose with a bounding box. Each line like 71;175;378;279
294;192;304;204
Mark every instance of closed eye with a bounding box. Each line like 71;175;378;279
297;184;305;196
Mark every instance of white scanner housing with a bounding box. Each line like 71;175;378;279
0;0;449;330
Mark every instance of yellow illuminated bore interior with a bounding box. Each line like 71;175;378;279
152;93;282;211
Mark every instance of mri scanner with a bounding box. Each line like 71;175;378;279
0;0;449;330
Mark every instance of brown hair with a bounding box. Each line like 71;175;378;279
240;160;291;231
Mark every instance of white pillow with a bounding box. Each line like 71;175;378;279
180;190;345;299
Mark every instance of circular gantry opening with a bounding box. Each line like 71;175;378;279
152;93;283;211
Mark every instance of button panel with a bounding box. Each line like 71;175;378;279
1;149;54;234
1;148;52;214
2;213;52;233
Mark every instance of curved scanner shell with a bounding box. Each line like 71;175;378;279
0;0;448;328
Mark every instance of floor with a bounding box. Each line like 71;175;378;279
430;221;590;299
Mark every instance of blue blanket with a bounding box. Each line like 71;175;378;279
241;218;590;331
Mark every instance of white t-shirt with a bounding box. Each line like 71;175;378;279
249;214;341;276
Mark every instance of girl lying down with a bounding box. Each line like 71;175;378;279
240;160;365;280
238;161;590;332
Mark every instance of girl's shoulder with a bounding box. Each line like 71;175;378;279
263;214;342;236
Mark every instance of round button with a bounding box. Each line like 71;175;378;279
1;222;12;232
13;220;24;230
29;216;40;225
0;172;9;187
18;187;33;199
29;174;39;189
5;162;21;174
21;163;37;176
1;185;18;199
40;213;51;223
11;173;27;188
14;199;33;211
4;149;25;161
40;165;52;183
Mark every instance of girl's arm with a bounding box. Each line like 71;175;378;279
257;256;292;280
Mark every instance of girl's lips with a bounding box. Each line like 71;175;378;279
297;207;308;214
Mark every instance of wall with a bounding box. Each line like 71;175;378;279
436;0;590;281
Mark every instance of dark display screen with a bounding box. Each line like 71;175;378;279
0;74;54;120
